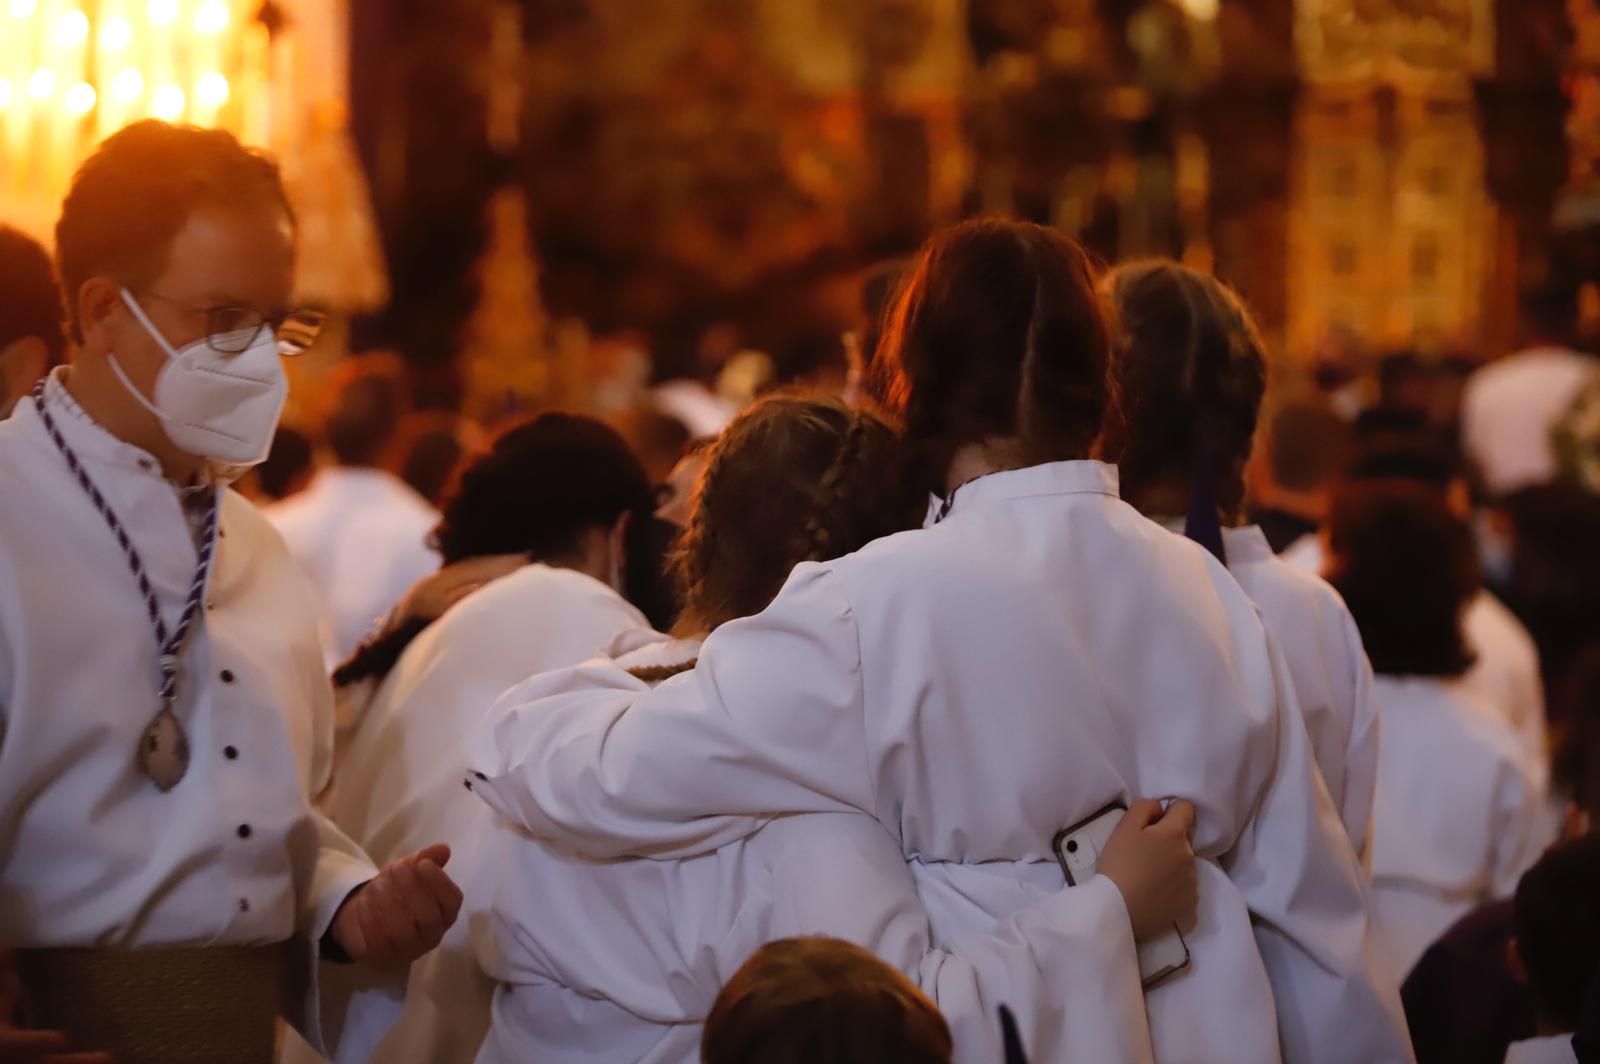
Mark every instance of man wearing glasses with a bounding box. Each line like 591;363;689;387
0;120;461;1062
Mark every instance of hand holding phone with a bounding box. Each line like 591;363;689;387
1053;800;1195;987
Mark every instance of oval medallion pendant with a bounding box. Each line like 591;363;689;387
139;708;190;791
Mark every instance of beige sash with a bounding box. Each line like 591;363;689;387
16;940;302;1064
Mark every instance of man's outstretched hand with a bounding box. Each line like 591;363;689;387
331;844;463;970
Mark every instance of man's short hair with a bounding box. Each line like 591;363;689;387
0;226;67;363
55;120;292;342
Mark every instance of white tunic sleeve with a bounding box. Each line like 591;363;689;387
469;564;871;857
1489;749;1546;900
1223;637;1413;1064
761;814;1154;1064
1335;608;1381;862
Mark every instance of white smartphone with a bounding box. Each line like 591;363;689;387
1052;802;1191;988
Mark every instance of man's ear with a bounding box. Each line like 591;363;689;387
1507;936;1529;986
77;276;125;353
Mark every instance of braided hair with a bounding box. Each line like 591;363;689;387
670;393;922;635
870;218;1110;496
1099;260;1268;526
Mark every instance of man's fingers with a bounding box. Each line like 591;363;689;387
356;888;400;969
387;860;444;932
415;860;463;925
368;875;421;960
408;844;451;871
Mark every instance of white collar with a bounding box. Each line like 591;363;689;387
1148;519;1273;566
926;460;1120;527
32;369;229;493
29;368;170;481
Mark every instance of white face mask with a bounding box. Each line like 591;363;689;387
110;288;287;467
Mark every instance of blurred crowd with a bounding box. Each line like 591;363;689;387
3;119;1600;1064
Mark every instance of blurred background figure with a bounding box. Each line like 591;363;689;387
1402;637;1600;1064
395;412;481;510
240;425;318;505
0;225;68;419
269;353;439;666
1325;480;1546;984
1245;399;1349;555
1504;835;1600;1064
1462;281;1599;501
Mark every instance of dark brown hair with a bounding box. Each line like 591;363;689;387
1513;833;1600;1030
0;225;67;363
1099;260;1268;522
56;120;293;342
702;937;953;1064
870;218;1110;492
334;413;664;687
1326;479;1479;678
671;393;921;634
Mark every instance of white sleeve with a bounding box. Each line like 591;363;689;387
1337;608;1381;863
762;815;1154;1064
1490;750;1547;899
1223;636;1415;1064
469;564;873;858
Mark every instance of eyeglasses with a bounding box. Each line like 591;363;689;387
133;291;328;357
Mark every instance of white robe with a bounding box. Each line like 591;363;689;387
1203;525;1380;855
267;467;440;667
1281;534;1548;787
471;636;1155;1064
1460;346;1598;496
0;375;376;1050
285;564;649;1064
470;461;1414;1064
1366;676;1545;983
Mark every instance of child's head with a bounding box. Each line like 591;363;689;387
1511;833;1600;1032
1325;479;1479;679
702;937;953;1064
671;393;922;634
1098;259;1269;524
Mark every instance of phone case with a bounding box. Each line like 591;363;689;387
1053;803;1192;988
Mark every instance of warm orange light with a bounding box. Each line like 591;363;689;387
152;83;185;119
0;78;13;109
100;16;133;51
64;82;96;114
194;0;227;34
196;72;229;108
54;8;88;44
27;69;57;99
8;0;37;18
111;67;145;101
147;0;178;26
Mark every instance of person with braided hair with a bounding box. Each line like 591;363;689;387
466;393;1200;1064
1098;260;1381;859
468;219;1410;1064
